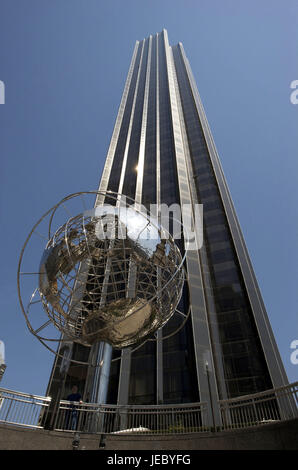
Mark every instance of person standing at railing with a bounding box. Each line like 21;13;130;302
65;385;82;431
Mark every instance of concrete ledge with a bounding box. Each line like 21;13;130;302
104;419;298;450
0;418;297;450
0;423;99;450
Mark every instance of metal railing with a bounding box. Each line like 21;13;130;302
0;382;297;435
0;388;51;429
52;400;208;435
219;382;298;430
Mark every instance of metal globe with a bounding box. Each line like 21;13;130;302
38;204;184;348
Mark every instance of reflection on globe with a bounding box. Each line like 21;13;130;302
38;204;184;348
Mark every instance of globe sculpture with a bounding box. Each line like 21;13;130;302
18;191;185;356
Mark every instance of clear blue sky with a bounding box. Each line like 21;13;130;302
0;0;297;396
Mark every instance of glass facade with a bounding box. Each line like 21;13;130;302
171;45;273;398
46;30;288;416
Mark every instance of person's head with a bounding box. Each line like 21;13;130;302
71;385;78;394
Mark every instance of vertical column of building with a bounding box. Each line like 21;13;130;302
84;40;142;404
171;46;228;399
177;43;288;390
116;38;148;406
135;36;152;203
96;41;140;205
170;44;228;402
162;30;221;425
157;32;200;405
155;33;164;405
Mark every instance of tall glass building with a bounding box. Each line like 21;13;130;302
46;30;288;423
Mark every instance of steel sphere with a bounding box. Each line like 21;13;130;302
36;199;184;348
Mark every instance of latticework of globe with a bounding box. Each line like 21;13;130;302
37;202;184;349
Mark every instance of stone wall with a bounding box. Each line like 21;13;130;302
0;419;297;450
0;423;99;450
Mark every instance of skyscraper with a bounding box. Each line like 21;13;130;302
46;30;288;424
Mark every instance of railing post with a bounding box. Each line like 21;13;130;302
119;406;128;431
220;402;226;430
252;397;258;424
41;398;51;429
4;396;13;423
96;405;105;434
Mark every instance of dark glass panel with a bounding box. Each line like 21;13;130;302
172;45;273;398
